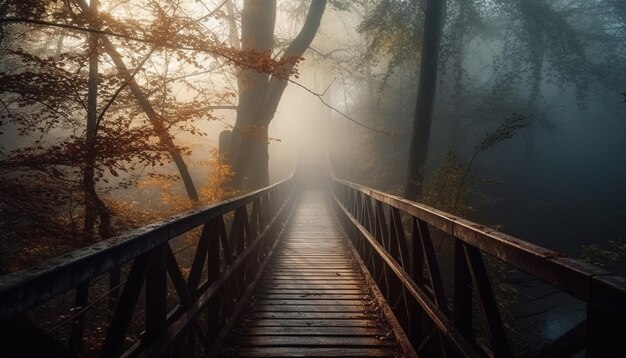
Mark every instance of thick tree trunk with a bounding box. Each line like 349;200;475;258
231;0;326;190
229;0;276;189
404;0;446;200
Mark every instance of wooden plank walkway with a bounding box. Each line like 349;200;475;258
221;190;401;357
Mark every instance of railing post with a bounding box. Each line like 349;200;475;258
409;218;426;345
463;245;512;357
101;252;151;357
108;267;121;310
453;240;472;338
207;218;221;343
69;280;90;353
145;244;168;351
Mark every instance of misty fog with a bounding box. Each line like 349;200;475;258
0;0;623;271
2;1;626;356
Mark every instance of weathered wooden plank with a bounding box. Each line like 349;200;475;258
247;319;380;327
277;248;345;252
258;287;366;293
265;275;357;282
229;347;396;357
254;294;369;300
254;299;370;306
280;242;342;245
222;190;403;357
261;279;363;285
256;289;365;294
278;248;344;250
264;277;361;282
239;326;386;336
278;253;343;257
265;269;357;273
269;262;350;265
252;311;373;319
283;234;344;238
260;283;364;288
253;305;366;312
265;274;360;279
236;336;395;347
273;259;351;263
269;268;356;272
273;253;349;256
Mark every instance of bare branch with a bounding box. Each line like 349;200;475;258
287;79;393;136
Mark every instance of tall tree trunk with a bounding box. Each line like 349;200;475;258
448;2;467;151
229;0;276;190
522;32;544;169
103;40;200;201
75;0;199;203
82;0;111;241
231;0;326;190
404;0;446;200
225;0;240;50
82;0;99;239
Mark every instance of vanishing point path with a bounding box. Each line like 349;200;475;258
221;189;403;357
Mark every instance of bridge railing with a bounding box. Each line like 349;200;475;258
0;171;298;357
331;177;626;357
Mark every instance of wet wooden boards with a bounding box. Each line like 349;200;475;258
221;190;400;357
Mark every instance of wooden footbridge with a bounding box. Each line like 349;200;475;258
1;162;625;357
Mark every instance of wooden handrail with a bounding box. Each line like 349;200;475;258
331;175;626;357
0;168;299;357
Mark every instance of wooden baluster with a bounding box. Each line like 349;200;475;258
390;208;412;331
206;216;221;344
363;196;374;234
187;220;215;294
251;198;260;240
166;246;209;357
229;207;243;257
69;280;90;353
374;201;391;298
179;221;213;356
108;267;121;310
453;240;473;339
217;215;241;318
386;206;403;318
409;217;425;344
415;219;446;309
415;218;448;356
463;245;512;357
355;191;363;226
362;196;375;272
411;218;425;286
241;206;252;249
374;200;389;247
101;252;151;357
240;206;253;287
389;207;407;267
145;245;168;351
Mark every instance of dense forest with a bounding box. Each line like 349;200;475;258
3;0;624;271
1;0;626;356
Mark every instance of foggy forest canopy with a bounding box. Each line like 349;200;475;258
0;0;625;273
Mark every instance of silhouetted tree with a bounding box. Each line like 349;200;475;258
229;0;327;189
